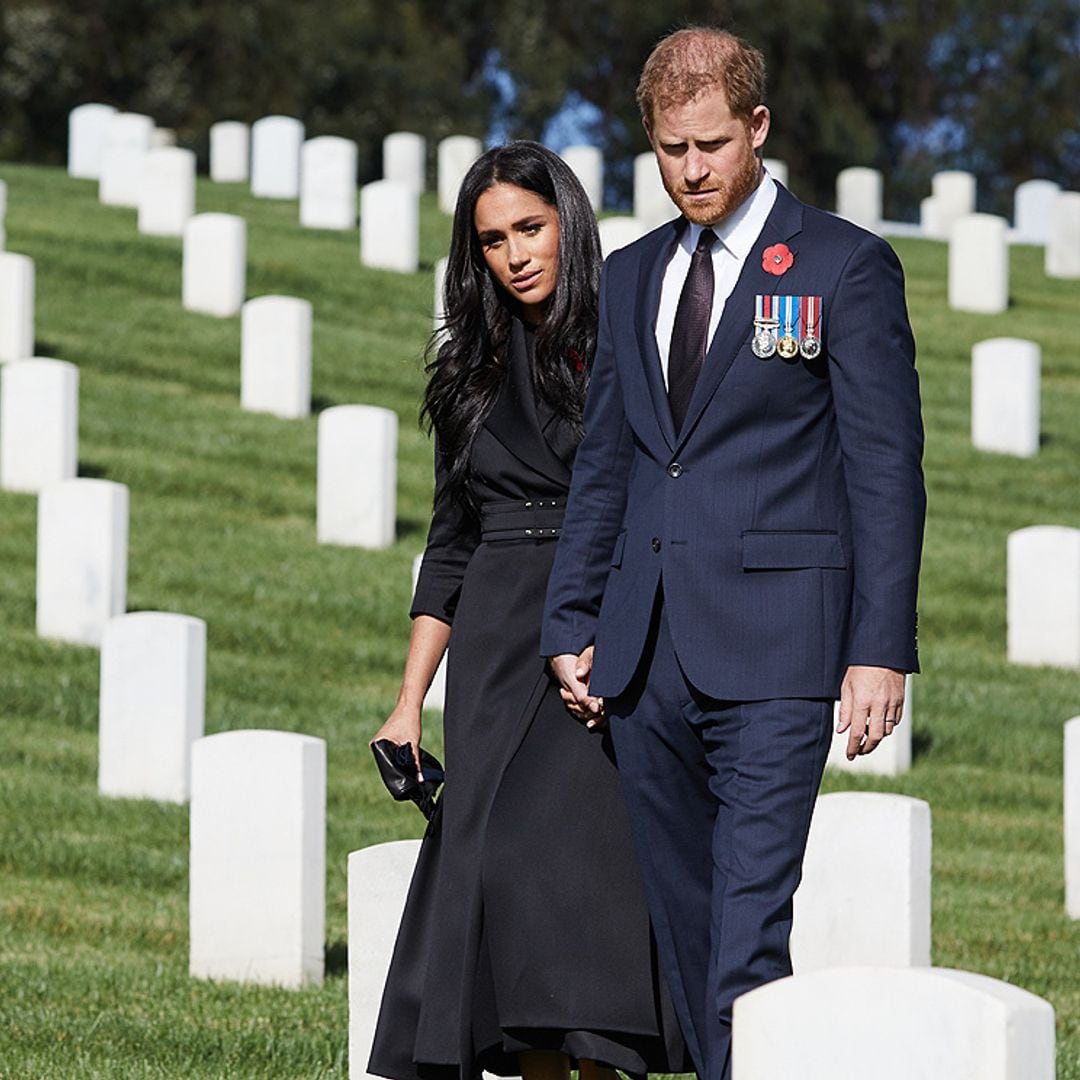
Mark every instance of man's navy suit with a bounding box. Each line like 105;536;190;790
541;183;926;1079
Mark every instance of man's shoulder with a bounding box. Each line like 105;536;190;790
790;190;896;261
602;217;679;276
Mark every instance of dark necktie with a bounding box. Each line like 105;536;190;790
667;227;717;435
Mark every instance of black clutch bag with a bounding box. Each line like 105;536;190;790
370;739;445;820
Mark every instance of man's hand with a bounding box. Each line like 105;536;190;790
837;665;906;760
550;647;605;729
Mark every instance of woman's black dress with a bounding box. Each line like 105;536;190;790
368;320;685;1080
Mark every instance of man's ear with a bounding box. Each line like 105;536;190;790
749;105;771;151
642;115;653;146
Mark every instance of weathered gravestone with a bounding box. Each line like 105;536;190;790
763;157;788;188
598;216;646;258
949;214;1008;314
240;295;312;419
971;338;1040;458
383;132;425;194
138;147;196;237
791;793;931;973
99;612;206;803
1007;526;1080;669
561;145;603;211
437;135;482;214
825;673;912;776
300;136;359;231
835;166;882;232
0;358;78;493
151;128;177;148
68;103;117;180
347;840;422;1080
1046;191;1080;279
732;967;1055;1080
0;252;35;362
1065;717;1080;919
190;730;326;987
1013;179;1060;245
633;152;673;231
360;181;419;273
251;116;305;199
36;478;128;647
412;553;447;712
182;213;247;318
920;194;945;239
932;169;976;236
317;405;397;549
99;112;155;208
210;121;250;183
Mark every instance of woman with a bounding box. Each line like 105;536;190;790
367;142;684;1080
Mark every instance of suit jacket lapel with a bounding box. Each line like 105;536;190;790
634;220;684;451
674;185;805;450
482;318;573;484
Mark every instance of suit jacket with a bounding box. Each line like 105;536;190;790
540;184;926;702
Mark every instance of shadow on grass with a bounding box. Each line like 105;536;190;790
912;726;934;762
396;518;426;541
325;938;348;978
78;460;109;479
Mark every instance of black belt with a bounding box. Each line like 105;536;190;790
479;498;566;542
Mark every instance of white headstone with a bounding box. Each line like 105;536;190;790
1046;191;1080;279
300;136;359;230
412;554;447;711
1013;179;1060;245
182;213;246;318
791;793;931;973
434;256;448;333
68;103;118;180
732;967;1055;1080
1065;717;1080;919
360;181;418;273
1;358;78;493
36;478;128;647
99;612;206;803
920;194;945;239
98;112;155;208
190;730;326;987
151;128;177;149
0;252;35;362
138;147;196;237
0;178;7;250
251;116;304;199
598;216;646;258
633;152;673;231
210;121;250;183
826;674;913;776
383;132;425;194
347;840;422;1080
561;145;603;211
836;166;882;232
971;338;1040;458
763;157;788;188
948;214;1008;314
317;405;397;549
240;295;312;419
932;169;977;237
437;135;482;214
1007;526;1080;669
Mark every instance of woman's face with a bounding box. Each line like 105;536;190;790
473;182;560;324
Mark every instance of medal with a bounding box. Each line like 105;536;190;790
751;294;778;358
776;295;800;359
800;296;822;359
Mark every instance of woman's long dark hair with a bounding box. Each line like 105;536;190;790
423;140;602;514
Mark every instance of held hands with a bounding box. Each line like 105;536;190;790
550;646;606;729
837;665;906;760
370;704;423;780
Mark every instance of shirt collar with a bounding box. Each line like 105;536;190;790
685;171;778;259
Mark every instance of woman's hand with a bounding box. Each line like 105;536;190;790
370;705;423;779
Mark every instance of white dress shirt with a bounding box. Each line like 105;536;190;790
655;173;778;386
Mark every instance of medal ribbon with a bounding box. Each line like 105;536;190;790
802;295;820;337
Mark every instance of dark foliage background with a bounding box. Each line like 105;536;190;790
2;0;1078;218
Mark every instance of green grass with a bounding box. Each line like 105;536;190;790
1;162;1079;1077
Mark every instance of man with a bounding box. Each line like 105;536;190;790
541;27;925;1080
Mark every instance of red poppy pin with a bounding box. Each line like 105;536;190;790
568;348;584;373
762;243;794;276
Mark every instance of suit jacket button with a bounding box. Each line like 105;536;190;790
651;537;662;553
667;462;683;478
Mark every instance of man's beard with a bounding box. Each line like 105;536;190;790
664;145;762;226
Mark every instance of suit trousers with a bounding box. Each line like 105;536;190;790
607;598;832;1080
